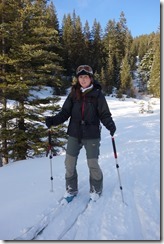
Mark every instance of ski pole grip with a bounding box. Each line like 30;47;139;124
112;137;117;158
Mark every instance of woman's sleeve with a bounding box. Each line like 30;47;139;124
51;94;73;126
97;93;114;130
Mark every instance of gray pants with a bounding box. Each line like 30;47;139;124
64;136;103;195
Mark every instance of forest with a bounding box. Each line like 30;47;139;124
0;0;160;164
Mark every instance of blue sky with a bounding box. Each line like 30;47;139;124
52;0;160;37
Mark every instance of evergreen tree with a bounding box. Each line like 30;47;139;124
61;14;74;76
138;48;154;92
0;0;22;163
148;31;160;97
116;11;127;58
99;68;106;93
61;11;86;76
106;54;115;93
103;19;118;90
83;20;92;65
120;54;133;96
90;19;103;73
132;33;155;60
0;0;66;162
115;12;131;88
72;12;85;70
47;1;59;31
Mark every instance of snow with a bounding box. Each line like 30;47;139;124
0;95;160;241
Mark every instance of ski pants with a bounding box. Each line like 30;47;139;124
64;136;103;194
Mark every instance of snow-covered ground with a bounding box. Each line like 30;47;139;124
0;95;160;241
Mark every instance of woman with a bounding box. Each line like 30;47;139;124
45;65;116;202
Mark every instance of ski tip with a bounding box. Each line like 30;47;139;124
60;198;69;206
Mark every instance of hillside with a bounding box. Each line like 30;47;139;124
0;95;160;241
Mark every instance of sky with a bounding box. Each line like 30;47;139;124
0;82;160;240
52;0;160;37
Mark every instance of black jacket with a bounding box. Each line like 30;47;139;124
50;81;114;140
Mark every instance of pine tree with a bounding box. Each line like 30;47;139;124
0;0;66;162
47;1;59;31
61;11;86;76
103;19;118;90
120;54;133;96
0;0;22;163
99;68;106;94
105;54;115;94
61;14;74;76
83;20;92;65
148;31;160;97
72;12;85;69
138;48;154;92
91;19;103;73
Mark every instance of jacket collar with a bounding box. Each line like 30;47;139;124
80;84;93;94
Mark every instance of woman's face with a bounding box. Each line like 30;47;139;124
78;75;91;88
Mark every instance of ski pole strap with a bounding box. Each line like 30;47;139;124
112;137;117;159
46;129;52;157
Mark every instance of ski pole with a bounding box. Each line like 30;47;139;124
46;129;54;192
111;136;127;205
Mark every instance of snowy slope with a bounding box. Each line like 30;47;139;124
0;95;160;241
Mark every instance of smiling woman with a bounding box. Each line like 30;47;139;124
45;64;116;203
78;75;92;89
76;65;93;89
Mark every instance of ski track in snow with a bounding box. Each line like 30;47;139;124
36;98;160;241
0;96;160;241
36;119;160;241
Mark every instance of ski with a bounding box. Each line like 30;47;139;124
14;198;64;240
56;199;92;240
14;195;90;240
56;197;102;240
34;197;91;240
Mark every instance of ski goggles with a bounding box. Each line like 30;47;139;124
76;65;93;76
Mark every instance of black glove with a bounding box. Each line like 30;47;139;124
109;120;116;136
45;116;53;129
